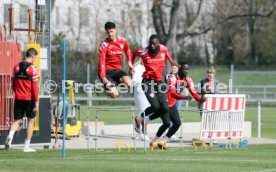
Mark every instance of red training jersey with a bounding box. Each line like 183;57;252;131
13;61;39;101
132;44;174;81
166;74;186;107
166;74;202;107
98;36;132;79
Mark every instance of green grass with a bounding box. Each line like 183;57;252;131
1;145;276;172
80;106;276;139
234;71;276;85
188;66;231;85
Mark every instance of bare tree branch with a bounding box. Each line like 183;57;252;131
151;0;167;43
167;0;179;39
177;5;275;40
186;0;204;33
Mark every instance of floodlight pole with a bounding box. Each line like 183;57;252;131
62;40;67;158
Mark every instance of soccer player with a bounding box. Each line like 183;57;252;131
5;48;39;152
132;34;177;145
132;59;150;140
161;62;206;142
98;22;134;98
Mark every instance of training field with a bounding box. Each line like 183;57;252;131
1;145;276;172
82;107;276;139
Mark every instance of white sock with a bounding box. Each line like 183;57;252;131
144;116;150;123
151;136;159;143
8;130;15;139
7;130;15;144
24;139;31;149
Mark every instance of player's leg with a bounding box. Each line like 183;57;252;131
166;105;181;139
24;101;37;152
5;100;24;150
134;85;150;133
150;91;170;143
102;70;119;98
136;79;161;134
120;76;132;87
150;111;171;144
105;84;119;98
114;70;131;87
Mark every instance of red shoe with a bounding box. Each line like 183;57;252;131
134;116;141;133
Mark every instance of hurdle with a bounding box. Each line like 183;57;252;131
87;106;149;152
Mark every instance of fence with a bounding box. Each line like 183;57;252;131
0;28;21;131
67;94;275;140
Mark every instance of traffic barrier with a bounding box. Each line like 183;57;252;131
200;94;246;149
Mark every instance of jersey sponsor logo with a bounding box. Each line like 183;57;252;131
108;51;123;55
146;56;165;63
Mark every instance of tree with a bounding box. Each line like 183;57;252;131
151;0;276;65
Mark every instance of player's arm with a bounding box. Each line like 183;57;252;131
98;43;109;84
170;87;188;100
185;77;204;103
124;41;133;72
131;49;140;65
31;66;39;111
165;48;177;67
167;74;190;100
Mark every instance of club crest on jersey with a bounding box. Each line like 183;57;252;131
120;44;124;49
161;53;165;58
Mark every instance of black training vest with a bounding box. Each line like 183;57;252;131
14;62;33;80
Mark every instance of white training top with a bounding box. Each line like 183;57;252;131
132;64;145;84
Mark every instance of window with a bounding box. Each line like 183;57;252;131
20;4;28;24
4;4;11;24
36;5;46;30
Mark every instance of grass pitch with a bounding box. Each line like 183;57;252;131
81;107;276;139
1;145;276;172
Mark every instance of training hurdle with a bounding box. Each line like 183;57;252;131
199;94;246;150
85;106;203;152
86;106;143;152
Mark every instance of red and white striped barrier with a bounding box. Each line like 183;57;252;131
200;94;246;141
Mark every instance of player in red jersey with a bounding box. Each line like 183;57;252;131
5;48;39;152
98;22;134;98
132;34;177;145
161;62;206;142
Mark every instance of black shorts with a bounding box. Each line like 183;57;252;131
14;100;36;120
99;70;128;89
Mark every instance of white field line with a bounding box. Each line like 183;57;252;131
252;169;276;172
0;155;269;164
65;156;273;164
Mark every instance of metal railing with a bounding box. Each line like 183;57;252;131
233;85;276;99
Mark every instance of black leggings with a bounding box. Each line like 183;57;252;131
167;105;181;137
141;79;170;137
149;104;181;138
